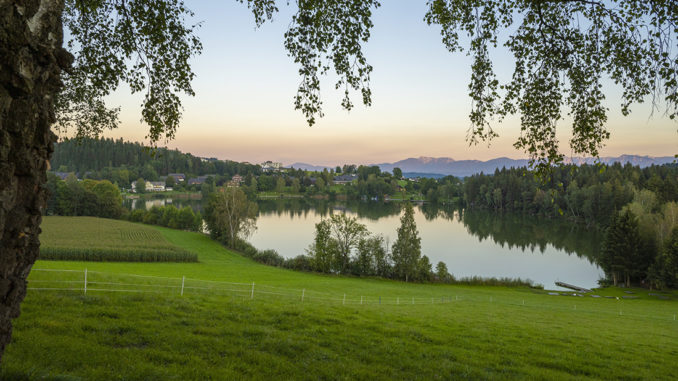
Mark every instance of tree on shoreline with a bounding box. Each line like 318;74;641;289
392;203;423;282
601;210;642;287
204;188;258;248
327;214;368;273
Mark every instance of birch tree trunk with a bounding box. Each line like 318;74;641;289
0;0;69;361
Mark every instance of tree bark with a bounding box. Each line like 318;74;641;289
0;0;69;361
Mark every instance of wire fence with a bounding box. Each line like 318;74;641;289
27;268;678;322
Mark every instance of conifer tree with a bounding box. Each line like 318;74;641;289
392;203;422;282
601;210;642;287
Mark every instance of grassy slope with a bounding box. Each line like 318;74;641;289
40;216;188;252
2;219;678;380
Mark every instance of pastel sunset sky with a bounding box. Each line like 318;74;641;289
97;0;676;166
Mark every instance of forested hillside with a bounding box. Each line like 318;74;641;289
462;164;678;227
51;138;261;186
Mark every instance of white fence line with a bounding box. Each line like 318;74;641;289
26;268;678;322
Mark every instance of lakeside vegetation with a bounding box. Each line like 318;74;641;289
39;217;197;263
46;138;678;289
4;222;677;380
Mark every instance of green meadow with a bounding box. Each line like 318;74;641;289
2;217;677;380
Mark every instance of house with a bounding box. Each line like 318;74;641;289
147;181;166;192
53;171;74;180
167;173;186;182
188;175;209;185
261;161;283;172
227;174;244;187
131;180;166;192
333;174;358;185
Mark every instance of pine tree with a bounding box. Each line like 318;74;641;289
392;203;422;282
600;210;642;287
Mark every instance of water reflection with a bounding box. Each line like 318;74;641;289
252;199;603;289
459;209;602;263
124;197;603;288
123;196;204;213
257;199;404;221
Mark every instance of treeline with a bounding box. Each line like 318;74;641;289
461;163;678;288
52;137;261;187
238;165;463;202
45;174;202;232
45;173;126;218
599;199;678;289
463;163;678;227
128;205;202;232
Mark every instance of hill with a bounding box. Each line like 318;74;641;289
51;137;261;183
375;155;675;177
288;162;332;171
2;220;676;379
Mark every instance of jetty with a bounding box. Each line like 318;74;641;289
555;282;592;293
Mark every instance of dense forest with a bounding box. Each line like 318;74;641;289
51;138;261;187
462;164;678;227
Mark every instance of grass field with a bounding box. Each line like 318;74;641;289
39;217;197;262
2;218;677;379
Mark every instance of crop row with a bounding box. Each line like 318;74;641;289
39;247;198;263
119;229;162;241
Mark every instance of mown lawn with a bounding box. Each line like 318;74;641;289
1;218;677;380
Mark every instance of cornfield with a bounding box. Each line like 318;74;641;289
39;216;198;263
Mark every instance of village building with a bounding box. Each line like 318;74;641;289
188;175;209;185
261;161;283;172
227;174;244;187
333;174;358;185
167;173;186;182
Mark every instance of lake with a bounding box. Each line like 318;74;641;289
124;197;604;290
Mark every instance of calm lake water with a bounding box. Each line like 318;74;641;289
124;197;604;290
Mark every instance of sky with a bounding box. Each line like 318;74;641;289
98;0;677;167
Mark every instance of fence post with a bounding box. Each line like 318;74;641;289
302;289;305;303
431;297;434;304
84;268;87;295
397;297;399;305
181;276;185;296
360;296;363;305
251;282;255;299
412;297;414;305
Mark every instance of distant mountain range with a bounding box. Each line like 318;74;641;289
290;155;675;178
376;155;675;177
289;162;333;172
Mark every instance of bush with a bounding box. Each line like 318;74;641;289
253;249;285;267
283;255;313;271
128;209;146;222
